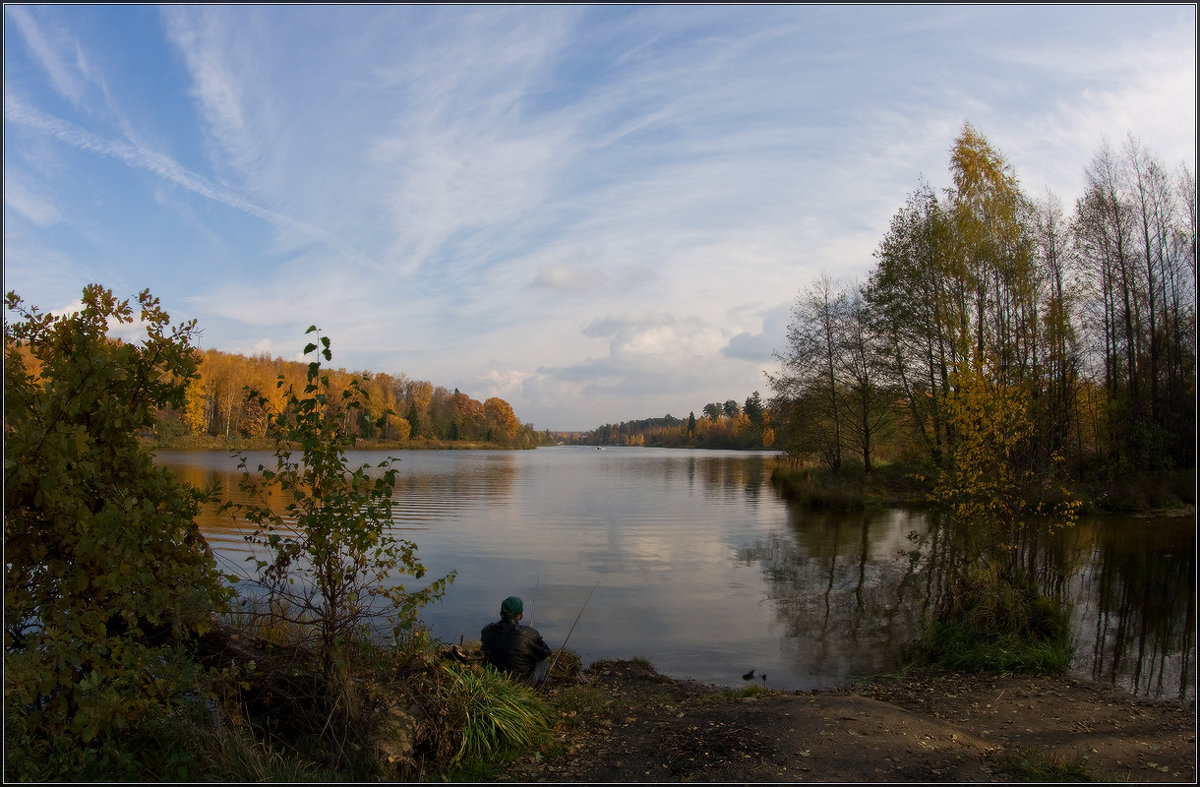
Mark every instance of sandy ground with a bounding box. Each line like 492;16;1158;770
497;659;1196;783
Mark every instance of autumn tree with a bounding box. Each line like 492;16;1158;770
406;380;434;439
182;373;210;435
769;121;1190;504
930;351;1079;574
1031;191;1081;468
450;389;486;440
1069;138;1196;472
867;182;954;465
837;283;894;471
483;396;521;444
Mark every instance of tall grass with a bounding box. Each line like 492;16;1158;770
770;461;931;509
923;567;1074;674
997;746;1107;782
438;661;551;767
177;714;333;782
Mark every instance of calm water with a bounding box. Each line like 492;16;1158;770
157;446;1195;700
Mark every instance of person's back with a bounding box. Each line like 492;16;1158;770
480;596;552;683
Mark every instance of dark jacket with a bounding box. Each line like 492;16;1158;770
480;618;552;680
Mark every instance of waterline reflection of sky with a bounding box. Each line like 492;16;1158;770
161;446;1194;699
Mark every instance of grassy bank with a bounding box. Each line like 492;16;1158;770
769;460;932;510
770;460;1195;515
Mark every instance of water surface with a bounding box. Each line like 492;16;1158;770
159;446;1194;699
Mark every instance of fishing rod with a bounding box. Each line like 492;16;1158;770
530;576;539;627
547;576;601;677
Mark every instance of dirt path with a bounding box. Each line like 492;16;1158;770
499;660;1196;782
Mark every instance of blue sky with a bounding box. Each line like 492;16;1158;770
4;5;1195;431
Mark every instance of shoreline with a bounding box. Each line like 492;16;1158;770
145;436;530;452
493;659;1197;783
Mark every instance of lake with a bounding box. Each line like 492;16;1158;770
157;445;1195;701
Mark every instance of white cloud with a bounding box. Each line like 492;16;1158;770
582;312;723;360
4;174;61;228
722;302;791;363
3;5;1193;431
476;368;533;401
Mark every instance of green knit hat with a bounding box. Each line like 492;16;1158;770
500;596;524;618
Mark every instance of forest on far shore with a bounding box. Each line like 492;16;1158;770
9;340;549;449
568;393;774;450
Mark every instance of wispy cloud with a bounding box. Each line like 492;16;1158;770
6;5;87;106
4;172;61;228
4;95;385;274
161;6;269;182
4;5;1193;430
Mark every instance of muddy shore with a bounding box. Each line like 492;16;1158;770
494;660;1196;783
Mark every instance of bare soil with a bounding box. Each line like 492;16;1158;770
498;660;1196;783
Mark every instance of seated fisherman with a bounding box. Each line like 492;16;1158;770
480;595;552;684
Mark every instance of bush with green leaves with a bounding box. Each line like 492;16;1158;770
223;329;454;763
3;286;230;779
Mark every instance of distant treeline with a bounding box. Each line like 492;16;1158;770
150;347;546;448
571;392;775;449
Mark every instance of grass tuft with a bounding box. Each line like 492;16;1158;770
923;568;1074;674
438;661;551;768
996;746;1107;782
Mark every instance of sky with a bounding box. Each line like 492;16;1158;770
4;5;1196;432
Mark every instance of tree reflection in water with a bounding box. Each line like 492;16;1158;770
742;508;1194;701
738;508;931;684
1072;517;1195;701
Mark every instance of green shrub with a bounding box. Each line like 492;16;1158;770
4;287;230;779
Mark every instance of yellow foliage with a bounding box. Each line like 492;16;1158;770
933;349;1080;571
182;375;208;435
388;414;411;442
483;397;520;443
